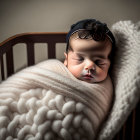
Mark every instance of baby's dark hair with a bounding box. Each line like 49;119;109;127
66;19;115;56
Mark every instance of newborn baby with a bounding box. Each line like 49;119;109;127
63;19;115;138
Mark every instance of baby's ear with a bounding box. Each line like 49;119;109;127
64;52;68;66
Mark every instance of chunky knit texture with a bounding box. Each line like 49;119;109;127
97;20;140;140
0;60;113;140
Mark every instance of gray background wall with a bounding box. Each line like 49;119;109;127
0;0;139;72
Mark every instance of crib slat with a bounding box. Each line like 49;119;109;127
6;47;14;77
131;109;136;140
134;102;140;139
48;42;56;58
26;42;35;66
113;103;139;140
0;55;5;80
117;133;120;140
126;109;134;140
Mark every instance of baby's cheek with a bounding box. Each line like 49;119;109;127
68;66;81;78
95;68;107;80
101;72;108;79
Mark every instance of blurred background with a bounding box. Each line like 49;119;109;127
0;0;139;72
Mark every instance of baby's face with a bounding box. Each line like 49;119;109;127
64;37;112;83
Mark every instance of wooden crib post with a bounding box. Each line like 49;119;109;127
0;55;5;80
48;42;56;58
6;47;14;77
26;42;35;66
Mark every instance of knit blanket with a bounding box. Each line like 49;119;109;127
97;20;140;140
0;59;113;140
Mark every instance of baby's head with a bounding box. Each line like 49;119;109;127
64;19;115;83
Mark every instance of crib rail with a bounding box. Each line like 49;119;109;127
0;32;67;79
0;32;139;140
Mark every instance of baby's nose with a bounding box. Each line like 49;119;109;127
85;60;95;70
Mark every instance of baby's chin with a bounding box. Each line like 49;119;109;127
77;76;106;83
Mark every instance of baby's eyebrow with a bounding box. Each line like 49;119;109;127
73;52;84;57
75;52;106;59
75;52;84;55
94;55;106;59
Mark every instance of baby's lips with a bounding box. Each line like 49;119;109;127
84;73;93;78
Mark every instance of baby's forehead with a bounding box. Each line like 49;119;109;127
70;37;112;52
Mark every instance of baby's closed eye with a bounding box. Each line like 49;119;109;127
95;60;105;65
73;55;84;62
95;59;110;68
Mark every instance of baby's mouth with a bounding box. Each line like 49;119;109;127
83;73;94;79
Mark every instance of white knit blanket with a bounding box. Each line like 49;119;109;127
97;20;140;140
0;59;113;140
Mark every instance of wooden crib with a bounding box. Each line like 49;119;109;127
0;32;139;140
